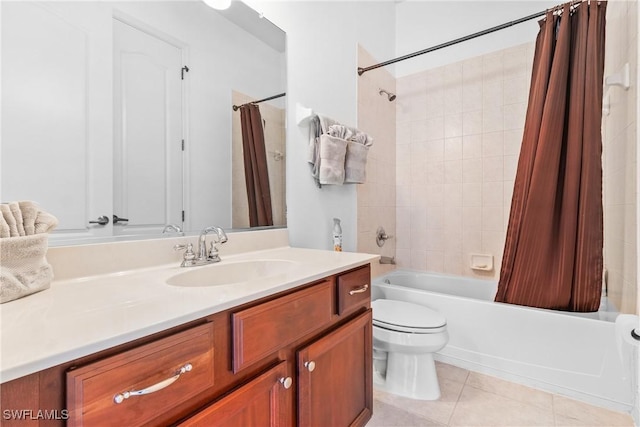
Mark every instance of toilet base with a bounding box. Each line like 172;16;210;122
379;351;441;400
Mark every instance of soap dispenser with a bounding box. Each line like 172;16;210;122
332;218;342;252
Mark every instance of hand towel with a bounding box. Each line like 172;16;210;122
0;214;10;238
318;114;339;134
344;140;370;184
328;124;354;141
19;201;38;236
8;202;25;236
351;131;373;147
0;204;19;237
0;234;53;303
319;134;347;185
308;116;322;187
34;211;58;234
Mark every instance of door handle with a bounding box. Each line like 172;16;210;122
89;216;110;225
113;215;129;224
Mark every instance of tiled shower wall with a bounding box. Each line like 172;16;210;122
357;46;397;278
603;0;638;315
394;43;534;280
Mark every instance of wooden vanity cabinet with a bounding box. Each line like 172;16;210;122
0;264;372;427
297;310;372;427
177;361;290;427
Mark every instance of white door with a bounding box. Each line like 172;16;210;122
113;18;183;236
1;2;113;240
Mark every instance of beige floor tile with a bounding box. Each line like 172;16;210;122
465;371;553;410
552;396;634;427
449;384;555;426
435;361;470;384
374;377;465;426
368;399;444;427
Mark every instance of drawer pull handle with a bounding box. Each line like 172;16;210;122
349;284;369;295
113;363;192;404
304;361;316;372
280;377;293;389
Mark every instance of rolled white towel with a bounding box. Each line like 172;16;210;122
9;202;25;236
19;201;38;236
351;131;373;147
34;211;58;234
0;204;19;237
0;213;10;238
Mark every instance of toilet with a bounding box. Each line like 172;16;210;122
371;299;449;400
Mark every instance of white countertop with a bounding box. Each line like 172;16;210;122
0;246;377;383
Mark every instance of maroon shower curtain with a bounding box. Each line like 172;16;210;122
495;1;607;312
240;104;273;227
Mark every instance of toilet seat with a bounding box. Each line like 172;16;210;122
372;299;446;334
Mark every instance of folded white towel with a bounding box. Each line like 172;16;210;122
319;134;347;185
34;211;58;234
19;201;38;236
9;202;25;236
344;140;370;184
351;131;373;147
328;124;354;141
0;213;10;238
0;204;19;237
0;234;53;303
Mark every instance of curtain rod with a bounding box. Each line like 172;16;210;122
232;92;286;111
357;9;548;76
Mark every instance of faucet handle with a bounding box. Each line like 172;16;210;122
208;241;222;263
174;243;196;267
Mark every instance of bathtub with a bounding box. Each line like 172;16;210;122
372;269;634;412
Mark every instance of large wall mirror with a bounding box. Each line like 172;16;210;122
1;0;286;245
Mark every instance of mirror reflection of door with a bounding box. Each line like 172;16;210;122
113;18;184;236
1;2;113;240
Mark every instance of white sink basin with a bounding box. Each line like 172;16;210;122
166;259;299;287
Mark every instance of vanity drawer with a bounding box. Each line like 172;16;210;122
232;279;334;373
336;265;371;315
66;323;215;427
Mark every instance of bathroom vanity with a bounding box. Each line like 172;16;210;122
0;232;375;427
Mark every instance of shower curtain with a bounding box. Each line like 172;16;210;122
240;104;273;227
495;1;607;312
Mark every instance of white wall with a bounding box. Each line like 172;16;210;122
395;1;557;77
243;1;396;250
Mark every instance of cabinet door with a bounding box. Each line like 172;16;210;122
297;310;372;427
178;362;291;427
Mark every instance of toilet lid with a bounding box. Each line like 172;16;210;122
371;299;446;331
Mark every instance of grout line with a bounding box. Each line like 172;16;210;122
445;371;470;426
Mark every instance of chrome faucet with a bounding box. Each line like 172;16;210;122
162;224;183;234
173;226;228;267
198;226;228;262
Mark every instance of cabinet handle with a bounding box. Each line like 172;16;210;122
280;377;293;389
113;363;192;404
304;361;316;372
349;284;369;295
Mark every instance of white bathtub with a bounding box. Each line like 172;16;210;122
372;269;634;412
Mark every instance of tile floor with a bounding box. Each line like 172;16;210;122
367;362;635;427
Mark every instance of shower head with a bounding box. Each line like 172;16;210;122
379;89;396;102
